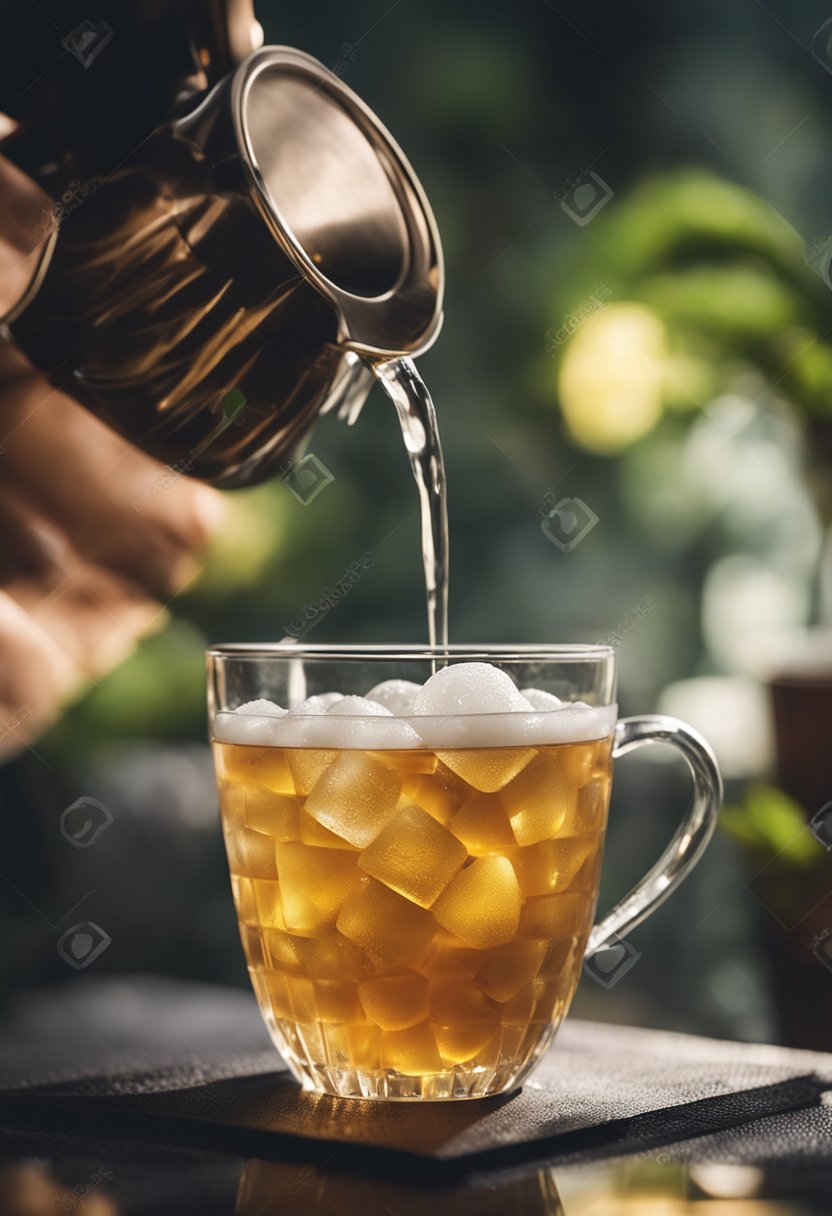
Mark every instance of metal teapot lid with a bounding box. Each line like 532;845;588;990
232;47;443;357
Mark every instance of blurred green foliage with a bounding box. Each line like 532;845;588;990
722;785;820;868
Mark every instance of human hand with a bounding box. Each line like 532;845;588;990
0;340;223;757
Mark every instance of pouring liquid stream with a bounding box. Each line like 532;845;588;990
370;357;449;652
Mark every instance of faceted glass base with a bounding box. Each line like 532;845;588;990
267;1015;559;1100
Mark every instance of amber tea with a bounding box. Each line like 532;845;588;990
209;648;721;1101
213;666;614;1100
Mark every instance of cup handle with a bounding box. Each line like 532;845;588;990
585;715;723;957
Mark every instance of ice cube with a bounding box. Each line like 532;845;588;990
434;1021;501;1066
216;746;295;795
313;978;363;1023
415;930;483;979
430;979;501;1064
450;792;516;854
510;837;596;897
290;932;377;981
305;752;401;847
299;809;358;851
519;688;564;711
239;923;265;970
430;976;500;1023
263;969;293;1019
287;749;337;795
251;878;286;929
219;780;246;826
538;936;581;981
285;974;318;1023
372;750;438;778
358;971;430;1030
432;856;522;949
435;747;536;793
275;843;359;935
225;826;278;879
560;738;609;788
358;804;467;907
365;679;423;715
518;891;587;939
568;845;603;895
261;928;305;973
379;1022;443;1074
503;752;578;845
231;874;258;924
498;979;540;1025
529;976;565;1023
474;940;547;1002
245;785;301;839
337;877;436;964
560;774;611;836
343;1023;381;1070
400;771;465;825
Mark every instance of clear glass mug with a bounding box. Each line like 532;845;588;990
208;644;722;1101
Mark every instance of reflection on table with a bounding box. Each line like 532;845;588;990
0;1151;824;1215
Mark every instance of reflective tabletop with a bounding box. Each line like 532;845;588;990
0;1137;829;1215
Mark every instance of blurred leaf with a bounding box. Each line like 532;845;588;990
604;171;805;280
721;784;819;868
638;264;800;344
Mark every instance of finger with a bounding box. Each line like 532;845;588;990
0;483;69;582
0;591;78;756
0;341;224;598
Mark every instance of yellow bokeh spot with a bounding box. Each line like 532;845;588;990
558;303;668;454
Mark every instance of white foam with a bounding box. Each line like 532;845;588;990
288;695;331;714
520;687;564;711
413;662;531;717
365;679;422;715
213;699;285;746
238;698;287;717
410;705;616;748
328;695;392;718
213;663;616;748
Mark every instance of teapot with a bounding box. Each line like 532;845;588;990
0;0;443;485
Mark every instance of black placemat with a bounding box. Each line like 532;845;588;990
1;978;830;1171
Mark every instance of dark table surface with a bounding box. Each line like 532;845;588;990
1;976;830;1214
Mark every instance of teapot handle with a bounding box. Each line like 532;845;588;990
183;0;263;85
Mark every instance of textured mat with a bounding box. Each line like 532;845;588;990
1;977;830;1172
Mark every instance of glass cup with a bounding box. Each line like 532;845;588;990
208;644;721;1101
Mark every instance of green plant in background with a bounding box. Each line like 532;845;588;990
550;170;832;469
551;170;832;900
721;784;829;939
721;784;820;869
